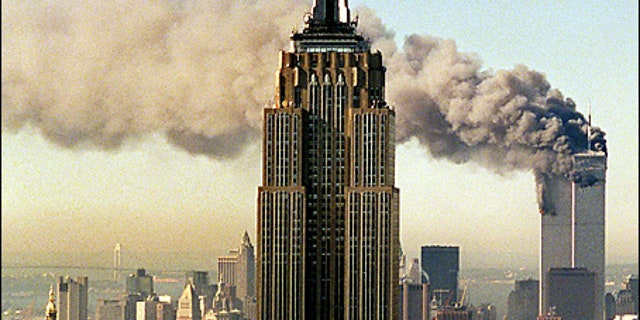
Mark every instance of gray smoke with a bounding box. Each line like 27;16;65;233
2;0;308;157
3;1;606;206
375;32;607;177
354;7;607;214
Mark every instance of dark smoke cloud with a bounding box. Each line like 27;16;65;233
354;6;607;215
373;31;607;177
3;0;605;180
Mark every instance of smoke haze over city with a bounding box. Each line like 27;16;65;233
2;0;637;268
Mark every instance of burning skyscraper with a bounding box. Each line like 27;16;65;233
257;0;399;319
539;148;607;320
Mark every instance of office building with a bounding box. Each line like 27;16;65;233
207;277;243;320
127;269;154;299
614;290;636;316
257;0;399;319
539;151;607;320
95;295;143;320
399;281;428;320
471;304;497;320
96;298;126;320
186;271;217;311
431;308;471;320
137;299;156;320
623;275;639;315
507;279;539;320
156;296;176;320
399;258;428;320
545;268;596;320
57;276;88;320
177;282;202;320
421;246;460;306
217;232;256;300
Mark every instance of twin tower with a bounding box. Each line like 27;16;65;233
257;0;400;319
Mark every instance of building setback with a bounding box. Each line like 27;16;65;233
256;0;400;319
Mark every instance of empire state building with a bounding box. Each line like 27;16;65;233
257;0;400;319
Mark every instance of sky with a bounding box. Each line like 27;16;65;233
2;0;638;270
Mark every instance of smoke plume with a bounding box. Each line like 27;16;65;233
2;0;308;158
356;6;607;214
3;1;605;187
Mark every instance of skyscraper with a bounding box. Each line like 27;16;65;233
177;282;202;320
126;269;154;299
217;231;256;300
57;276;88;320
539;151;607;320
421;245;460;306
257;0;400;319
545;268;597;320
507;279;539;320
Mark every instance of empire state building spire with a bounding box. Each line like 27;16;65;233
292;0;367;53
311;0;350;26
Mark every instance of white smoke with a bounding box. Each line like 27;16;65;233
2;0;308;157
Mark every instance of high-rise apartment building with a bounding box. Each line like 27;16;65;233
539;151;607;320
57;276;88;320
421;246;460;306
257;0;400;319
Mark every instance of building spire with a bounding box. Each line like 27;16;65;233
45;285;57;320
242;230;251;245
587;99;592;150
311;0;350;26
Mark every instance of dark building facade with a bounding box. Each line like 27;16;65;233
421;246;460;306
623;275;639;315
399;281;428;320
545;267;596;320
126;269;154;299
257;0;400;319
507;279;539;320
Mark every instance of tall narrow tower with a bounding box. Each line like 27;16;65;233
539;151;607;320
113;243;121;281
257;0;400;319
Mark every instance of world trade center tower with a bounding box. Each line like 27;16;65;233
257;1;400;319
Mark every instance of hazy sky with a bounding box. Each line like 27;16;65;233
2;0;638;269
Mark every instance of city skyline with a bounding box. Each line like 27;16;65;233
2;0;637;269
